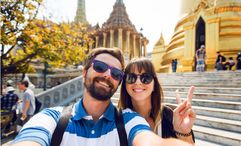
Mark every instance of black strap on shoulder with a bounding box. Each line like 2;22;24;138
114;107;128;146
50;105;128;146
50;104;73;146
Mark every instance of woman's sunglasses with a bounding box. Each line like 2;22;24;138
125;73;154;84
92;60;124;81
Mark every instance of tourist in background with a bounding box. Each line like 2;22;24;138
17;80;35;126
172;59;178;72
195;45;206;72
224;57;235;70
1;80;19;135
237;52;241;70
215;51;226;70
118;57;195;144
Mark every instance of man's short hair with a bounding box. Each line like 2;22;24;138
84;47;125;71
20;80;29;87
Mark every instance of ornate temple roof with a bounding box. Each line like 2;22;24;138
101;0;137;33
155;33;165;46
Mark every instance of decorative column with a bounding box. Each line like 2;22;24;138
95;36;99;48
139;37;142;57
206;18;220;71
143;40;147;57
110;30;114;47
133;34;136;57
182;24;195;72
126;31;130;53
124;31;130;61
103;32;107;47
118;28;123;49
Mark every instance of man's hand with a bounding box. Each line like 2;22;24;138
173;86;196;134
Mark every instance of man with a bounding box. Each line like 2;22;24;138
195;45;206;72
18;80;35;124
12;48;192;146
1;80;19;135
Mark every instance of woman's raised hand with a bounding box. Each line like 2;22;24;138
173;86;196;134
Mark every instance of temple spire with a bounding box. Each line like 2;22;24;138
74;0;87;24
116;0;124;4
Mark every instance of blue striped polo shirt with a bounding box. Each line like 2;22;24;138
12;99;151;146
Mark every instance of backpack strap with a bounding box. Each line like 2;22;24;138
114;107;128;146
50;104;73;146
50;105;128;146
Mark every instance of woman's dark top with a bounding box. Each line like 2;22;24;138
161;105;195;142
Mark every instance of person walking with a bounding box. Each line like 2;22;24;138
17;80;35;126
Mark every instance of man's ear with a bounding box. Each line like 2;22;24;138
83;69;87;77
82;69;87;82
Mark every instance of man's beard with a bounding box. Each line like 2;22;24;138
84;76;117;101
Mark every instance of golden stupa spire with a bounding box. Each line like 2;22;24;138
74;0;87;24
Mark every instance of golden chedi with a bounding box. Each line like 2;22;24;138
152;0;241;72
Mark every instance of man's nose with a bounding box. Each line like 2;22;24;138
103;68;112;78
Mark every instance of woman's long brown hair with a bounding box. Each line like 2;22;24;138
118;57;164;132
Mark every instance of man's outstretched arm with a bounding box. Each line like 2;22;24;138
133;131;193;146
11;141;40;146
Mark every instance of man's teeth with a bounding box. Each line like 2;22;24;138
99;81;109;87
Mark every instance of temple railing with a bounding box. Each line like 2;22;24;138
36;76;83;109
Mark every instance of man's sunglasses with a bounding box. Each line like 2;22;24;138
92;60;124;81
125;73;154;84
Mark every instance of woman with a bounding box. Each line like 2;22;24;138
118;57;195;143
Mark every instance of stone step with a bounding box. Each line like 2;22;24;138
159;77;241;81
112;95;241;125
195;139;223;146
159;80;241;87
164;91;241;102
164;97;241;110
158;70;241;78
193;125;241;146
195;115;241;133
111;94;120;104
159;76;241;80
162;86;241;95
166;103;241;121
158;75;241;80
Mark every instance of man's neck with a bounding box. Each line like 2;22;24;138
82;91;110;122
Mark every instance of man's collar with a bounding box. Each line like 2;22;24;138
72;98;115;121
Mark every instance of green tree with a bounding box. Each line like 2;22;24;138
1;0;43;73
1;0;93;74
